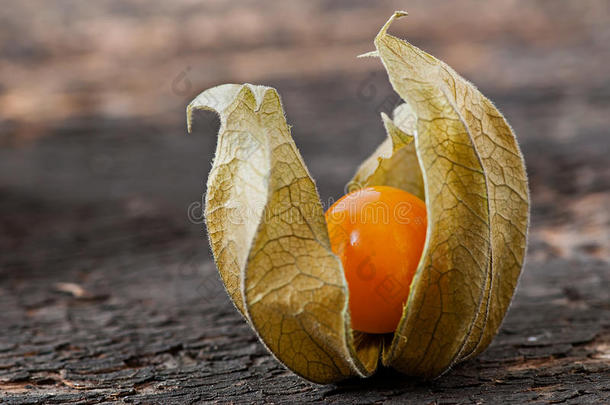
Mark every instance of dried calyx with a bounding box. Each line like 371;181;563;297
187;11;529;384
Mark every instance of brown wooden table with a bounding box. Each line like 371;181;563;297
1;1;608;403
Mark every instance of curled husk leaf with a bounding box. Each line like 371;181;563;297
187;11;529;384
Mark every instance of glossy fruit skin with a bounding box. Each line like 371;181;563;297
325;186;427;334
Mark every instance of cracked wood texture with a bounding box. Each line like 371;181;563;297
1;1;609;403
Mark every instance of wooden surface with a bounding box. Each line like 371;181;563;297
1;1;609;403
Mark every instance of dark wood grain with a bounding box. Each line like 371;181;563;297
1;1;609;403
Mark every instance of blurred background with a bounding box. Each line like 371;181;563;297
0;0;609;398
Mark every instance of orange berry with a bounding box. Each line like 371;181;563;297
325;186;427;334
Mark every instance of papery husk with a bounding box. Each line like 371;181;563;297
187;11;529;384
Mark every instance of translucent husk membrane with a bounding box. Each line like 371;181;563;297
187;11;529;384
